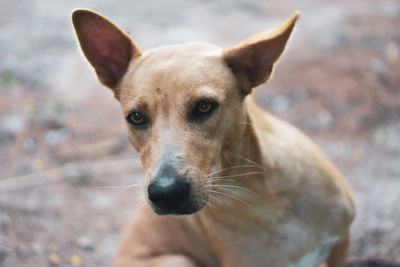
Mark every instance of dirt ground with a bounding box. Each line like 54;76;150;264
0;0;399;266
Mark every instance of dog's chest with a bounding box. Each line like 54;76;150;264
202;208;339;267
287;236;339;267
279;222;340;267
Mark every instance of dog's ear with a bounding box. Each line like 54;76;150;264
224;12;299;94
72;9;141;89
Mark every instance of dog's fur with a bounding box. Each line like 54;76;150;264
72;9;355;267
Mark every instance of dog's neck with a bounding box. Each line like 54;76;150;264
222;96;266;180
191;99;276;259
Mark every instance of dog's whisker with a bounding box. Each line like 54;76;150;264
230;153;269;174
208;194;221;205
210;171;266;180
199;198;211;210
206;178;235;184
201;197;219;218
112;187;142;204
100;183;141;190
136;196;146;206
99;183;142;202
113;89;138;93
205;184;258;197
130;190;145;206
113;184;142;197
132;198;146;211
113;94;137;98
207;189;251;207
206;164;264;177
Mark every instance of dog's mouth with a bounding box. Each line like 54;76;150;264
150;198;206;215
147;176;207;215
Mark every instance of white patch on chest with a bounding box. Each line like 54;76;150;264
289;236;339;267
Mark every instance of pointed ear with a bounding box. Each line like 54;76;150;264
72;9;141;89
224;11;299;94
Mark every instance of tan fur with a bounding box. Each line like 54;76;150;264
72;9;355;267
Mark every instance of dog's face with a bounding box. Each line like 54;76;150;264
72;10;298;215
118;44;244;215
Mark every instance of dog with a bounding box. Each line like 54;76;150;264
72;9;355;267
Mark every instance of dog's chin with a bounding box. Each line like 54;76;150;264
150;200;206;216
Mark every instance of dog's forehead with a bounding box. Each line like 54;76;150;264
123;42;234;92
143;42;222;65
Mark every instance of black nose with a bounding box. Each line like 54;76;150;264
148;177;191;212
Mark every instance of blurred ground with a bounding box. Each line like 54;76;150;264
0;0;399;266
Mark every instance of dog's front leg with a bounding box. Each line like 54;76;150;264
113;254;199;267
146;255;200;267
113;205;211;267
325;231;350;267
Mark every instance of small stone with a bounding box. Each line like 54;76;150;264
63;163;91;185
31;242;42;254
0;247;7;264
0;214;12;229
63;163;79;177
0;116;24;135
48;252;60;265
16;247;27;259
386;42;399;63
370;58;386;75
90;194;113;210
44;128;70;146
351;148;365;161
32;159;44;172
77;236;94;251
373;129;385;145
370;58;388;85
70;255;82;266
270;95;290;113
318;110;334;130
22;138;36;153
36;100;72;118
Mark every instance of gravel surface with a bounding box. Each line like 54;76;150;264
0;0;399;266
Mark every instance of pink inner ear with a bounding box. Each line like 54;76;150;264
94;41;126;79
76;15;134;87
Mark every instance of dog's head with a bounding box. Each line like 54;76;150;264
72;10;298;215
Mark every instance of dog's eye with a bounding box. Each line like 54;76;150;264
198;101;213;113
127;111;147;127
189;99;218;122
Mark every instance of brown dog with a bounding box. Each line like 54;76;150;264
72;9;355;267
